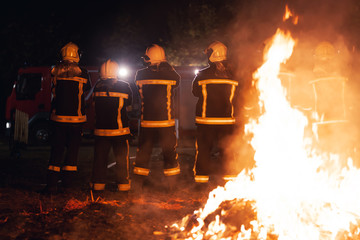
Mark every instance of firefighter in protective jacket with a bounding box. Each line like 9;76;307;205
310;41;349;153
192;41;239;185
44;42;91;194
91;59;133;193
133;44;181;189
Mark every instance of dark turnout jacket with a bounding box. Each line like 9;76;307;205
50;61;91;123
135;62;180;128
93;78;133;136
192;61;238;125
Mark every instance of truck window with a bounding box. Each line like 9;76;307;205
16;73;42;100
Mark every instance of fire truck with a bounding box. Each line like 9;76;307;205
5;65;199;146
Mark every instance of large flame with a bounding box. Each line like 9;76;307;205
171;26;360;240
283;4;298;25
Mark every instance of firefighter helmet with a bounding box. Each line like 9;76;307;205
61;42;80;63
205;41;227;62
100;59;119;79
143;44;166;65
314;41;336;61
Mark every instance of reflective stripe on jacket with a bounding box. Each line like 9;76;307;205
135;62;180;128
192;64;238;125
93;79;132;136
50;62;91;123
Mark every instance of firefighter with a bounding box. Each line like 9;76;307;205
310;41;349;154
133;44;181;190
90;59;133;194
192;41;239;187
43;42;91;194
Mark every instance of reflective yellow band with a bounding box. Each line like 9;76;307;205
194;175;209;183
141;120;175;127
77;80;83;116
198;79;238;86
92;183;105;191
229;85;236;118
57;76;88;84
62;165;77;171
48;165;61;172
94;92;129;98
312;120;348;125
278;72;295;78
309;76;347;84
94;128;130;136
118;183;131;191
164;165;180;176
195;117;235;125
51;114;86;123
223;175;237;181
136;79;177;86
133;167;150;176
117;98;124;129
201;85;207;118
167;84;172;120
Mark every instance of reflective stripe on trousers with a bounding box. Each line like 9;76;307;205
194;175;209;183
133;166;150;176
62;165;77;171
164;164;180;176
118;182;131;191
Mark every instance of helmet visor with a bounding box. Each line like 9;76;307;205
142;55;150;62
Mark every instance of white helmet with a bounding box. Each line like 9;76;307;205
143;44;166;65
100;59;119;79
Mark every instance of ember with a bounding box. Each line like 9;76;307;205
63;198;89;212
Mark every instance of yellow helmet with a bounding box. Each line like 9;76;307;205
100;59;119;79
143;44;166;65
61;42;80;63
205;41;227;62
314;41;335;61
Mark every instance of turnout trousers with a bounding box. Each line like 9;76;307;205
91;135;130;191
133;126;180;177
194;124;237;183
47;122;82;188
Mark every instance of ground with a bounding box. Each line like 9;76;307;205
0;136;217;240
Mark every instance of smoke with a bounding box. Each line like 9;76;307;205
221;0;360;173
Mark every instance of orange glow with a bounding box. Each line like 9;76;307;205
170;5;360;239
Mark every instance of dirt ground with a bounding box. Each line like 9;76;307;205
0;135;217;240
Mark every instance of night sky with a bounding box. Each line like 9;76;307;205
2;1;175;64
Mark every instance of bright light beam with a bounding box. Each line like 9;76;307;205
118;66;129;78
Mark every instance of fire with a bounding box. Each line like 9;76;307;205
283;4;298;25
169;10;360;240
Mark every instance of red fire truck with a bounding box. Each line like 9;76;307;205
5;65;199;146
